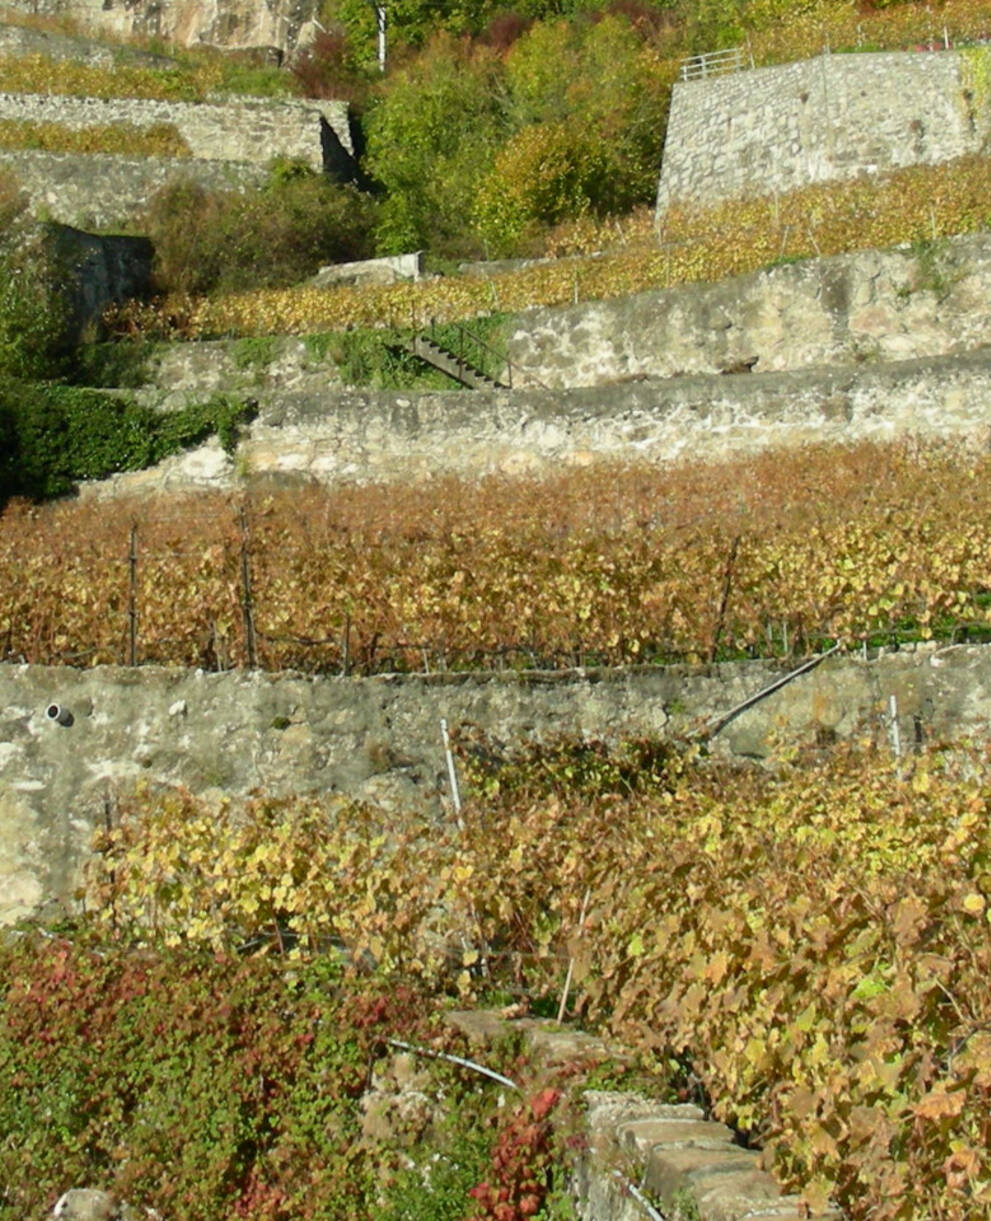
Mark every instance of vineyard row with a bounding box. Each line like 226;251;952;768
3;440;989;672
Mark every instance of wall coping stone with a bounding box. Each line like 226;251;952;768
444;1009;845;1220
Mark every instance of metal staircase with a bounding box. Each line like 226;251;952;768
403;332;507;389
401;319;545;391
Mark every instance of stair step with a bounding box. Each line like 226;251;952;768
403;332;509;390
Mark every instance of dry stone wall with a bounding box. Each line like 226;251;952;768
504;231;991;388
62;232;991;497
1;642;989;927
79;347;991;498
657;50;990;212
0;91;350;169
0;149;266;227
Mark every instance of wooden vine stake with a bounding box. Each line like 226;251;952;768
441;718;463;830
238;503;258;669
127;521;138;667
557;886;592;1024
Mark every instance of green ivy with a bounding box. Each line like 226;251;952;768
71;339;160;389
0;231;71;382
0;380;255;500
0;937;577;1221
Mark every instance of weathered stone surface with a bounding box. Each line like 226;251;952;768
0;22;176;69
444;1009;511;1047
618;1116;737;1153
644;1145;762;1204
3;642;990;925
515;1022;626;1070
585;1090;698;1137
694;1172;837;1221
134;336;343;395
506;233;991;389
50;223;153;340
1;0;321;56
52;1189;143;1221
77;348;991;499
658;52;986;213
310;251;424;288
0;150;267;229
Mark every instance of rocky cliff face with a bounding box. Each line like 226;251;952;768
2;0;320;56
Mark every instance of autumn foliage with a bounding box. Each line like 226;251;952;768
3;439;991;671
82;738;991;1220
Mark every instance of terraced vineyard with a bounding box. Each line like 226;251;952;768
82;741;991;1220
3;440;990;672
6;4;991;1219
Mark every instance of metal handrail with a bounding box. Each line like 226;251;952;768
415;313;548;391
680;45;748;80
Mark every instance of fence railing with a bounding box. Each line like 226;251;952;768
679;46;751;81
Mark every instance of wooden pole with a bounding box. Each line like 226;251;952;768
441;717;463;828
238;504;258;669
127;521;138;667
557;886;592;1023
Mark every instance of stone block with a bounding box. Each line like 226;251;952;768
617;1117;736;1155
693;1168;794;1221
643;1144;760;1205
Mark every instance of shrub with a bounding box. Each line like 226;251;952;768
143;166;378;296
477;10;534;50
472;14;675;252
363;33;507;256
0;222;71;381
473;120;613;254
291;27;371;101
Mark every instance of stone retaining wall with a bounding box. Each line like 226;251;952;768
1;642;988;926
0;148;266;226
657;51;989;212
0;91;350;169
78;347;991;498
504;231;991;389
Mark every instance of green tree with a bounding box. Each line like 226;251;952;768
323;0;611;68
323;0;494;67
474;14;675;253
363;33;507;255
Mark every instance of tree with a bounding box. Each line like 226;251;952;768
474;14;677;253
363;34;507;255
324;0;501;66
